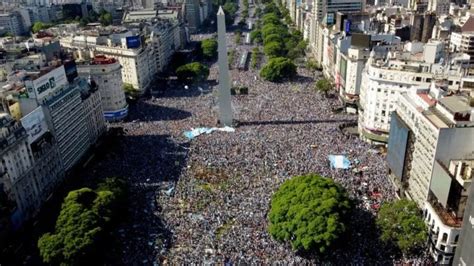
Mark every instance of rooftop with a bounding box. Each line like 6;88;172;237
438;96;472;114
91;55;117;65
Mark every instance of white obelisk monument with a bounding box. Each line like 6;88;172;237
217;6;233;126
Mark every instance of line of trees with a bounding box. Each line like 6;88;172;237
253;1;307;81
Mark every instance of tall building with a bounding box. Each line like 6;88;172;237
0;113;36;222
18;64;105;171
358;43;465;144
184;0;201;33
309;0;364;63
0;12;26;36
454;175;474;266
387;87;474;206
77;55;128;121
450;16;474;66
333;33;401;113
61;34;156;93
387;86;474;264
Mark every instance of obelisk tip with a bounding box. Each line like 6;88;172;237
217;6;225;16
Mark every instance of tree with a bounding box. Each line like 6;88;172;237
261;24;287;39
99;11;112;26
268;174;351;253
38;179;127;264
376;199;427;256
315;78;333;97
201;38;218;59
250;29;262;44
263;33;283;45
260;57;296;82
32;22;50;33
123;83;139;99
262;13;280;25
223;2;238;24
176;62;209;83
263;41;286;58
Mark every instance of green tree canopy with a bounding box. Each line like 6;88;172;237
261;24;287;39
376;199;427;256
176;62;210;83
262;13;280;25
315;78;333;97
38;178;126;264
31;22;53;33
260;57;296;82
223;2;238;24
268;174;351;253
263;33;283;45
99;10;112;26
201;38;218;59
250;29;262;44
263;41;287;58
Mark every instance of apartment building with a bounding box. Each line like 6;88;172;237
77;55;128;121
358;43;465;144
18;64;105;171
61;34;155;93
387;86;474;263
0;12;26;36
0;113;36;222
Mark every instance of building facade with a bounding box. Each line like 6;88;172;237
77;55;128;121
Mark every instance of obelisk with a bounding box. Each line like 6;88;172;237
217;6;233;126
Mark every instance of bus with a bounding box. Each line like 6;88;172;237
238;51;249;71
245;32;251;44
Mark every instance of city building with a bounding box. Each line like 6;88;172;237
61;33;156;93
331;33;401;113
0;113;36;223
18;64;105;171
184;0;201;33
387;86;474;264
309;0;364;62
0;12;26;36
450;16;474;65
453;176;474;266
358;42;465;144
77;55;128;121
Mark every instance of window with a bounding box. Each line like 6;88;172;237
453;234;459;244
442;233;448;242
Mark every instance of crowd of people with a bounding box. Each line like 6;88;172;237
81;6;411;265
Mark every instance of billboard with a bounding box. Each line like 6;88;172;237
344;20;352;34
351;33;370;48
104;106;128;121
386;112;410;180
340;57;347;83
25;66;67;100
126;36;141;49
20;107;49;144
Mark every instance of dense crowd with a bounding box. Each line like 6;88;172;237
80;7;404;265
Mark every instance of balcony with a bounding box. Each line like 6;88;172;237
428;199;463;228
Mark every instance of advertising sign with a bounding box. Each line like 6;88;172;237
20;107;49;144
26;66;67;100
386;112;410;180
344;20;352;34
126;36;141;49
